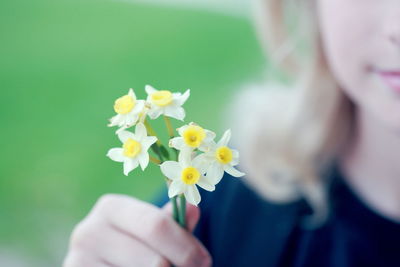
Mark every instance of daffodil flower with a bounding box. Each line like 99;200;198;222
107;123;157;175
160;152;216;206
198;129;245;184
169;122;215;153
108;88;145;130
145;85;190;121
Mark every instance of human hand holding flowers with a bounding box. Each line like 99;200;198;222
63;85;244;267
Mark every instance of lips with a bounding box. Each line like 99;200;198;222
377;71;400;92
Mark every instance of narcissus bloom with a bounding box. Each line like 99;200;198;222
160;152;216;205
169;122;215;152
107;123;157;175
108;89;145;130
145;85;190;121
198;129;245;184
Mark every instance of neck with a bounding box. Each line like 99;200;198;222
340;106;400;222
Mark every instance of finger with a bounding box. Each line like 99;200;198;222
63;251;109;267
92;194;211;267
185;203;200;232
68;218;170;267
161;202;200;232
106;224;170;267
73;219;170;267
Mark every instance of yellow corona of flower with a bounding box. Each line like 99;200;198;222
107;123;157;175
145;85;190;121
108;89;145;131
160;151;216;206
197;129;245;184
169;122;215;152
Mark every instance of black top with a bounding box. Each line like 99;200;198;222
188;163;400;267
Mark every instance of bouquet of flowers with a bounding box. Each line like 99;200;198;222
106;85;245;228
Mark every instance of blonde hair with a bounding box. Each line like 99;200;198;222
229;0;355;224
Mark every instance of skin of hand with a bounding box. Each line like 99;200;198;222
63;194;212;267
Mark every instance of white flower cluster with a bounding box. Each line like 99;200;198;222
161;123;245;206
106;86;245;206
108;86;190;131
107;85;189;175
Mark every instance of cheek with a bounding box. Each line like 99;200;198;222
318;0;400;130
318;0;369;102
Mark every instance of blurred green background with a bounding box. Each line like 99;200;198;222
0;0;266;265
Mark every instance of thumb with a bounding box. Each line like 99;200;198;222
162;201;200;232
185;203;201;232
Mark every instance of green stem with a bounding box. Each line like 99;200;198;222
178;194;186;228
171;196;179;222
144;119;163;146
152;144;164;162
149;156;161;165
163;116;175;138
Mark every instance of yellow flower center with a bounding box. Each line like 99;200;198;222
114;95;136;115
215;146;233;164
151;90;173;106
123;138;142;158
183;125;206;148
181;167;200;185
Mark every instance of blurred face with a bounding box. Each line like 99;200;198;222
317;0;400;130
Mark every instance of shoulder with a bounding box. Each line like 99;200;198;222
194;174;306;266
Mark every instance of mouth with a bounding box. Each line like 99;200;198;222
375;70;400;93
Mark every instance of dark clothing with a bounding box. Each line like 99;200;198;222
158;163;400;266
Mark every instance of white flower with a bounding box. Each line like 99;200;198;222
108;89;145;131
107;123;157;176
169;122;215;153
160;151;216;206
145;85;190;121
198;129;245;184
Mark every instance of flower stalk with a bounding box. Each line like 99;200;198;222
149;156;161;165
163;116;175;138
178;194;186;228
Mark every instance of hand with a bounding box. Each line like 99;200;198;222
63;194;212;267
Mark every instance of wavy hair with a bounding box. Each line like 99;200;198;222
229;0;355;225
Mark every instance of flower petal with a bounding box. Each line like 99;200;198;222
138;152;149;171
177;125;189;136
142;136;158;151
192;154;209;175
169;137;184;150
231;149;240;166
124;113;139;128
178;149;192;168
174;89;190;106
206;162;225;184
138;106;149;123
123;159;139;176
198;131;216;152
197;176;215;192
168;180;184;198
131;99;145;114
198;140;215;153
145;84;157;95
128;88;137;99
205;130;216;141
118;130;136;143
135;123;147;141
184;185;201;206
224;164;245;177
164;105;185;121
147;107;163;120
108;114;122;127
106;148;124;162
160;161;181;180
217;129;231;147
